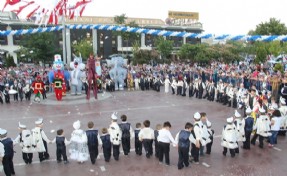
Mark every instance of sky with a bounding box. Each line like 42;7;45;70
1;0;287;35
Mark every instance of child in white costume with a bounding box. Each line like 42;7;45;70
164;76;171;93
69;120;89;163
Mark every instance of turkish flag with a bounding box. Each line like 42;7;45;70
2;0;21;11
7;0;21;5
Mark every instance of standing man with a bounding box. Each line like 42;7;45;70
32;118;51;162
108;113;122;161
119;115;134;156
243;107;254;150
0;128;15;176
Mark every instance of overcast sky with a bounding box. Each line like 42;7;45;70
1;0;286;35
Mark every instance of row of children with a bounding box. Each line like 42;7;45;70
0;112;216;175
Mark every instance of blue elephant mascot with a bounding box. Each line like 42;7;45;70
48;54;70;96
69;54;86;95
107;56;128;91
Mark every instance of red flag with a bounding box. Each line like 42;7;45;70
26;5;40;18
13;1;35;15
7;0;21;5
79;5;86;16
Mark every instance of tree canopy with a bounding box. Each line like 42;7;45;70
19;32;61;64
248;18;287;35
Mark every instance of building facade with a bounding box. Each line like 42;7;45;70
0;11;203;64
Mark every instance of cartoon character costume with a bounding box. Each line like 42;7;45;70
48;55;70;100
53;73;64;101
69;55;86;95
31;76;45;103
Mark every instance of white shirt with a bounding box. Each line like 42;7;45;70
271;116;282;131
0;142;4;157
157;128;176;144
138;127;154;141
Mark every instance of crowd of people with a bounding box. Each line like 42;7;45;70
1;60;287;175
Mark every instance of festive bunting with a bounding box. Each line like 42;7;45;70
0;24;287;42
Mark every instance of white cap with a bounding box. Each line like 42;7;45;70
35;118;43;125
73;120;81;130
18;122;26;129
227;117;233;123
206;121;212;128
193;112;201;120
111;112;118;120
245;107;252;114
234;110;241;118
0;128;7;136
259;108;266;113
5;83;9;87
280;97;286;105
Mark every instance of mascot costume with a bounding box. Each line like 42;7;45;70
86;54;98;100
70;54;86;95
31;75;45;103
107;56;128;91
48;55;70;100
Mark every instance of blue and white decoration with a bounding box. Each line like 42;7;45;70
0;24;287;42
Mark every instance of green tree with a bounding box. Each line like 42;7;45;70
5;54;16;67
155;37;174;63
72;38;93;61
114;14;127;25
19;32;61;64
132;41;159;65
249;18;287;35
255;44;268;64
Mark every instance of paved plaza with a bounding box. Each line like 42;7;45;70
1;90;287;176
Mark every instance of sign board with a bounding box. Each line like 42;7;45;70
168;11;199;20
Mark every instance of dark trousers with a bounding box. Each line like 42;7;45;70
22;152;33;164
158;142;170;165
135;139;142;155
13;94;18;101
39;140;49;161
206;137;213;154
56;147;67;162
5;95;10;103
178;147;189;169
88;145;98;164
2;155;15;176
0;96;3;104
154;140;159;158
251;133;258;145
243;131;252;149
172;87;175;94
121;137;130;155
198;90;203;99
112;145;120;161
193;89;198;98
223;147;235;157
258;135;265;148
177;86;182;95
191;143;200;162
142;139;153;158
189;88;193;97
103;146;111;162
